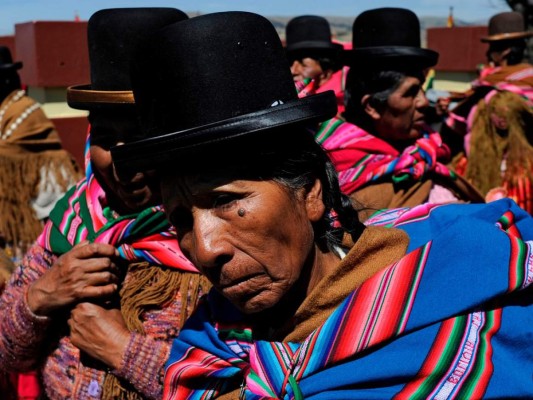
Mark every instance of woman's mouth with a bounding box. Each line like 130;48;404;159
218;273;269;298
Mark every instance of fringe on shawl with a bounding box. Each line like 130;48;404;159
0;150;80;256
101;262;211;400
466;90;533;196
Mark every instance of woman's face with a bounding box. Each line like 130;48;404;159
89;111;160;212
161;171;322;314
291;57;324;83
370;76;429;145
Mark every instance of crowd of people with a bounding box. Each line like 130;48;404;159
0;5;532;400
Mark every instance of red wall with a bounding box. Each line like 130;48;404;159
15;21;89;87
0;36;16;59
427;26;488;72
51;116;88;168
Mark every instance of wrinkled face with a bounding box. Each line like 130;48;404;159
291;57;324;82
371;76;429;145
161;171;318;314
89;110;160;212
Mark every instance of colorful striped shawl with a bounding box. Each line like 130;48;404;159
315;117;455;195
164;199;533;399
37;135;196;271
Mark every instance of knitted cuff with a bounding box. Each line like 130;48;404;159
114;332;171;400
17;286;51;341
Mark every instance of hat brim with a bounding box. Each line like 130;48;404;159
0;61;23;71
286;41;344;53
111;91;337;178
481;31;533;42
67;84;135;110
343;46;439;70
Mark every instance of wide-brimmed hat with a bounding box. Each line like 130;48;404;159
285;15;343;58
343;7;438;70
481;11;533;42
0;46;22;71
111;11;337;177
67;8;188;110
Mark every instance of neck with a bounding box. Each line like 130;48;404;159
316;70;334;88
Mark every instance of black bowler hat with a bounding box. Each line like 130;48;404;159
67;7;188;110
344;7;438;70
111;12;337;176
285;15;343;58
481;11;533;42
0;46;22;71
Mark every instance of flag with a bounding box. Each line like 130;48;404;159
423;69;436;92
447;6;454;28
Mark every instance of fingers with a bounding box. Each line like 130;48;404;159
72;283;119;302
70;241;120;259
83;270;120;287
69;256;121;275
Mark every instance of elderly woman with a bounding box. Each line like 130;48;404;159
112;11;533;399
315;8;484;220
0;9;210;400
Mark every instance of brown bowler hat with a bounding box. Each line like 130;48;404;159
481;11;533;42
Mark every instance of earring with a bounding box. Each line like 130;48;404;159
238;208;246;217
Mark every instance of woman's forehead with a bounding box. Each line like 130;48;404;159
161;171;240;202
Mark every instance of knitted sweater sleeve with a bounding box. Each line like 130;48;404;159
113;332;172;400
0;244;55;372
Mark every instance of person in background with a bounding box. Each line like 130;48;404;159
0;8;210;400
443;11;533;210
478;11;533;88
0;46;81;263
315;8;483;220
460;88;533;211
443;11;533;149
110;11;533;399
285;15;348;114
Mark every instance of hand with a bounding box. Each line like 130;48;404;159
68;302;130;370
486;187;508;202
27;241;120;316
435;97;451;116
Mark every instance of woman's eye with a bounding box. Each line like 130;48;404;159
212;194;238;209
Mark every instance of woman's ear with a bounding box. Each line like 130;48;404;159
305;179;325;223
362;94;381;121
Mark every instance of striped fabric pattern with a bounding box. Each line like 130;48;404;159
164;199;533;399
37;134;196;272
315;117;456;195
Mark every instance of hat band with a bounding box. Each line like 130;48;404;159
67;85;135;105
482;31;533;42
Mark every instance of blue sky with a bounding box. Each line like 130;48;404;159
0;0;511;35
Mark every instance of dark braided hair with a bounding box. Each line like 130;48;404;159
255;128;364;251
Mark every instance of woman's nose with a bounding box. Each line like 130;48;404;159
190;210;233;270
291;60;302;77
417;89;429;109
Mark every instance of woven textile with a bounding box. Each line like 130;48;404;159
315;117;455;195
164;199;533;399
36;134;196;271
